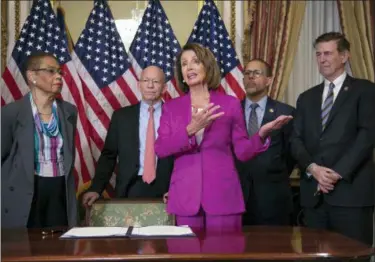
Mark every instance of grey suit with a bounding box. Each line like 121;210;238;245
1;94;78;228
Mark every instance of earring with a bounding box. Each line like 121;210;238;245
32;80;36;85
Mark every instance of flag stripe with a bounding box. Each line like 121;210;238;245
2;67;24;102
224;69;245;99
89;121;105;155
73;131;91;185
116;76;139;105
101;86;122;110
80;79;111;134
61;65;94;184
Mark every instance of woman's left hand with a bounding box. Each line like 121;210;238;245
258;115;293;139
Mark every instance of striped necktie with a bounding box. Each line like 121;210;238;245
321;82;335;130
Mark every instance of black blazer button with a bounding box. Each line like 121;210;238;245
9;186;14;191
4;208;9;213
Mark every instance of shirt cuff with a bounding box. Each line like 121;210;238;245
306;163;315;179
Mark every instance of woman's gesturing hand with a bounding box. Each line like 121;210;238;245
258;115;293;139
186;103;224;136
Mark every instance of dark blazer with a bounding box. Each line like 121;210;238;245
236;97;295;219
1;94;78;228
291;75;375;208
89;103;174;198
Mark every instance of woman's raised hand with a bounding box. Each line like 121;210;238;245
186;103;224;136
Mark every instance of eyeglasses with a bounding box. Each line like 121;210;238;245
32;68;66;77
139;79;162;86
243;70;264;78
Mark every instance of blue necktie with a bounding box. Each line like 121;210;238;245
321;82;335;130
248;103;259;136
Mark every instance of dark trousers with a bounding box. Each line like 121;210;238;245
127;176;163;198
304;201;373;246
27;175;68;228
243;181;292;226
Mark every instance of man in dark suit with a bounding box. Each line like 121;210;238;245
82;66;174;206
291;32;375;245
237;59;295;226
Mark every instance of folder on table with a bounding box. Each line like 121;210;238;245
60;225;195;239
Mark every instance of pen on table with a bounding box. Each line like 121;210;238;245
41;229;65;235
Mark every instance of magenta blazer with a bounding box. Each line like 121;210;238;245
155;91;269;216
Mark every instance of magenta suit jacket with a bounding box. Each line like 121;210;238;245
155;91;269;216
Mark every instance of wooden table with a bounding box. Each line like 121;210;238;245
2;226;373;261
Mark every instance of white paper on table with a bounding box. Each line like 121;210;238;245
60;227;129;238
131;225;194;236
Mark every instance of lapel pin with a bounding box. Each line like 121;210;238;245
344;86;349;91
269;108;274;113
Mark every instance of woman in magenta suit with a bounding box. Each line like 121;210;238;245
155;43;292;232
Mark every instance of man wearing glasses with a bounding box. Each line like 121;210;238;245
236;59;296;226
82;65;173;206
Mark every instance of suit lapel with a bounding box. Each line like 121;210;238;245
56;100;74;179
17;95;35;185
261;98;277;126
241;99;246;123
312;83;325;136
323;75;353;131
134;103;141;167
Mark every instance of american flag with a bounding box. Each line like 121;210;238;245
0;0;94;193
71;0;140;195
187;0;245;99
129;0;182;100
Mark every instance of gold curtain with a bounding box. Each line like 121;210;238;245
1;0;8;75
337;0;374;82
243;0;305;100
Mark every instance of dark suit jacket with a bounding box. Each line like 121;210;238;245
1;94;78;228
89;103;173;198
291;75;375;208
236;97;295;218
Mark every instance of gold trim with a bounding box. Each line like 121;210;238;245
230;0;236;46
15;0;20;40
1;0;8;75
